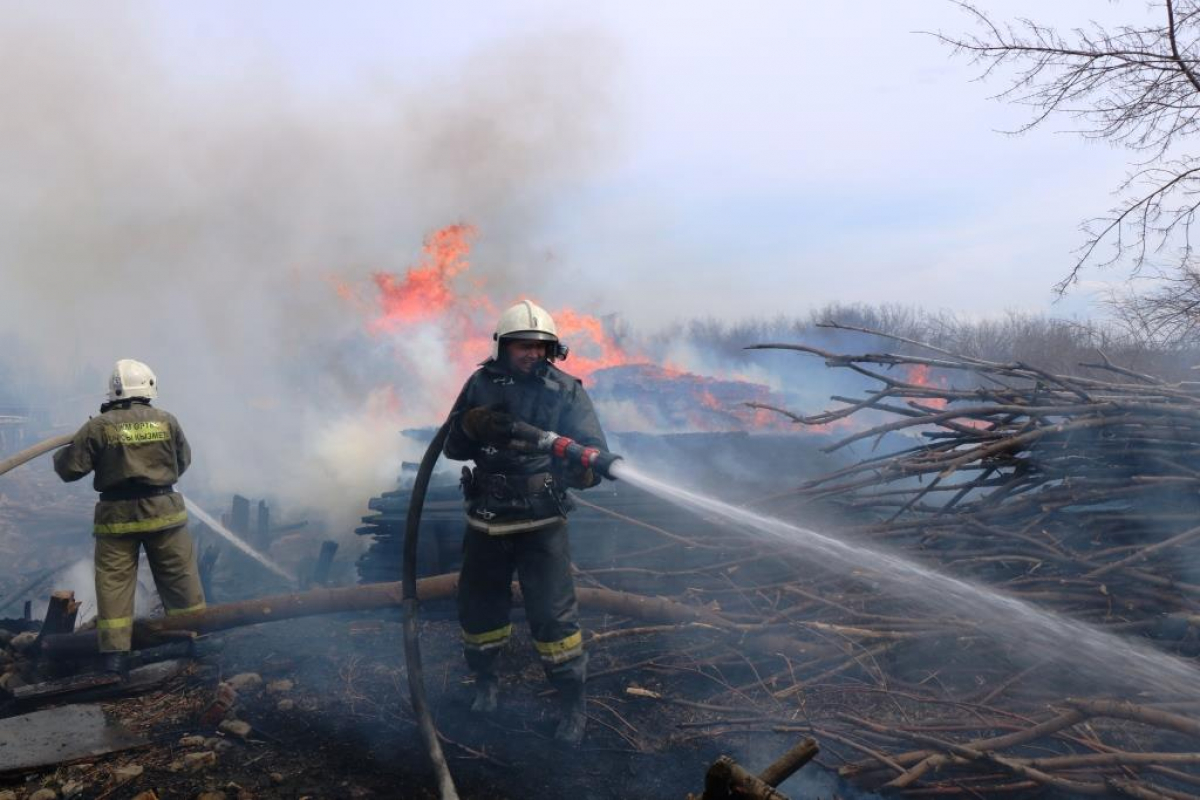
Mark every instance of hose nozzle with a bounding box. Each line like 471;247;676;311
508;421;623;480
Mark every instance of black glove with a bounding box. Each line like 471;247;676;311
564;464;600;489
461;407;515;444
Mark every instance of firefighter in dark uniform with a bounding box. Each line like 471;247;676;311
53;359;206;675
444;300;610;745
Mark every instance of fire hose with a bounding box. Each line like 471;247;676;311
403;417;621;799
402;420;459;799
1;430;294;585
0;433;73;478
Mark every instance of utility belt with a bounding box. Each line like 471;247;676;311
461;468;570;528
99;484;176;502
465;469;556;497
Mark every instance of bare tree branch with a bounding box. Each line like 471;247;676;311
932;1;1200;299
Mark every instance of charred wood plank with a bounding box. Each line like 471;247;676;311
36;591;78;642
311;540;339;587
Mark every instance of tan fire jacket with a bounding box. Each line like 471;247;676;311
53;401;191;535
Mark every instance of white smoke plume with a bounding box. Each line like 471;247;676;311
0;5;622;536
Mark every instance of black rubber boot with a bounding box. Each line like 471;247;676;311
470;675;499;714
101;652;129;681
553;686;587;746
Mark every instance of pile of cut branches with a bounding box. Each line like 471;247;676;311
750;322;1200;625
685;321;1200;797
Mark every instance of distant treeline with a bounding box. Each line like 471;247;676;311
664;304;1200;383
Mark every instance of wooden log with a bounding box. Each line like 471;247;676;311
698;738;819;800
39;573;735;658
759;737;820;787
35;591;78;644
702;756;788;800
11;672;121;704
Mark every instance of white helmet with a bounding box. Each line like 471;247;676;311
491;300;559;361
108;359;158;402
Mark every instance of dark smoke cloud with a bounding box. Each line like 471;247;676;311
0;4;621;534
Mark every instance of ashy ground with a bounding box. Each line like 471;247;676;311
0;608;847;800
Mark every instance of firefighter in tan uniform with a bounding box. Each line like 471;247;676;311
53;359;206;674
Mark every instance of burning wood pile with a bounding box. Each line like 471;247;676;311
589;364;790;431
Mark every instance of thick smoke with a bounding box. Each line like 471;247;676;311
0;6;620;534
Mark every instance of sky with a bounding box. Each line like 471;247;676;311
0;0;1165;516
136;0;1144;322
1;1;1150;330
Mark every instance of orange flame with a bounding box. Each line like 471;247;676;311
338;223;847;433
353;224;638;378
553;307;637;379
904;364;948;410
587;363;806;433
369;223;483;332
904;364;992;430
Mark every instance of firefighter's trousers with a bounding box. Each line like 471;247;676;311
457;522;586;690
94;523;207;652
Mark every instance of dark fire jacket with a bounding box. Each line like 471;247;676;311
444;359;608;531
53;401;191;535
